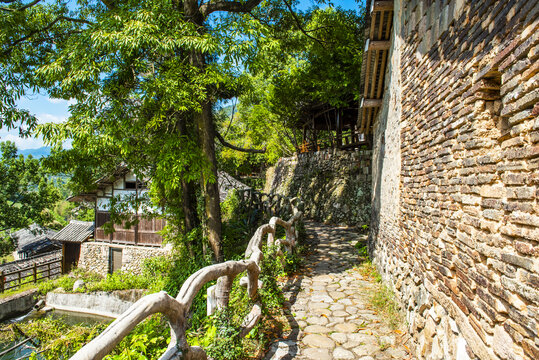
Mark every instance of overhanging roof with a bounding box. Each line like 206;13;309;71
358;0;394;135
51;220;94;243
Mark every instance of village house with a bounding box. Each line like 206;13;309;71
69;168;169;276
10;224;59;260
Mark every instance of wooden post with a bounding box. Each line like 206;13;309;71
0;271;4;293
18;270;21;287
336;110;342;148
33;263;37;283
47;263;51;279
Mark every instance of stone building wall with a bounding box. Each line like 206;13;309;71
371;1;538;359
78;242;170;276
265;149;372;227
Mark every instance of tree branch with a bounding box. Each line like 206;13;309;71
282;0;326;47
215;132;266;153
0;0;42;12
200;0;263;17
1;16;92;56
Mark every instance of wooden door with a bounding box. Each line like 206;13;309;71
63;243;81;273
110;248;123;274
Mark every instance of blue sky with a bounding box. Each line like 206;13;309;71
1;0;364;150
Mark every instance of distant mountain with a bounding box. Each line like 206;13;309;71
19;147;51;158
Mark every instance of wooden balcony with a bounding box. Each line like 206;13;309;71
95;212;165;247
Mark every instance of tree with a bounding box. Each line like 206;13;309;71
0;0;363;261
0;0;270;261
0;141;60;255
216;5;365;173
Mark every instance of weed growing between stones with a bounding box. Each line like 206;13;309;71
355;243;403;330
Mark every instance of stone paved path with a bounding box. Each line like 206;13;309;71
265;222;413;360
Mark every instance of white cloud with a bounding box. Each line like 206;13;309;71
47;98;76;106
1;134;45;150
37;113;67;124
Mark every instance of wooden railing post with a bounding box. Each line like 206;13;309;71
33;263;37;283
0;271;4;293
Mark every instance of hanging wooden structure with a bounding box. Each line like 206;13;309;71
358;0;394;135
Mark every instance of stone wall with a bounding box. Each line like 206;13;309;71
265;149;371;227
371;1;539;359
78;242;170;276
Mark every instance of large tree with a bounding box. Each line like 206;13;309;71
0;0;276;261
0;0;362;261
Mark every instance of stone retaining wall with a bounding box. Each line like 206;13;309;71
265;149;372;227
371;1;539;359
45;290;143;318
0;289;38;321
78;242;170;276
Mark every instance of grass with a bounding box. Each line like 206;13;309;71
355;243;403;330
0;254;15;263
0;282;38;300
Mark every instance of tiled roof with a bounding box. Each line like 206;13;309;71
11;224;57;251
51;220;94;243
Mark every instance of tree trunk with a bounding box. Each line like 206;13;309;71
196;101;223;261
183;9;222;260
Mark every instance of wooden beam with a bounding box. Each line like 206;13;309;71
371;1;394;13
376;50;388;99
362;99;383;108
368;41;391;51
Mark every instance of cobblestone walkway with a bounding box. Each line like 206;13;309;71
265;222;413;360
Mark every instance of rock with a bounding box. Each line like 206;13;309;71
330;332;348;344
302;348;332;360
265;340;298;360
334;323;357;333
329;291;346;300
73;279;85;291
307;316;329;325
352;344;378;357
333;347;355;360
313;308;332;316
378;335;395;346
302;334;335;349
304;325;332;334
330;303;346;311
493;326;514;359
308;302;330;310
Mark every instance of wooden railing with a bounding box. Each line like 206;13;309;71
70;195;303;360
0;258;62;293
236;189;302;221
298;130;369;153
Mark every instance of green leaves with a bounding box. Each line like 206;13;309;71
0;141;60;238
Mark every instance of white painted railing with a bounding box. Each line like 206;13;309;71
70;195;302;360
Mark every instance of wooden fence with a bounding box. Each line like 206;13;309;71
297;129;369;153
236;189;301;221
70;194;303;360
0;258;62;293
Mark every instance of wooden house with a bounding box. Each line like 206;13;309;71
11;224;60;260
69;168;167;275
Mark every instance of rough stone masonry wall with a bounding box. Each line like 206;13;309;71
78;242;170;276
265;149;372;227
371;0;539;360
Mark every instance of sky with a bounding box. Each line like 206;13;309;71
1;0;364;150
